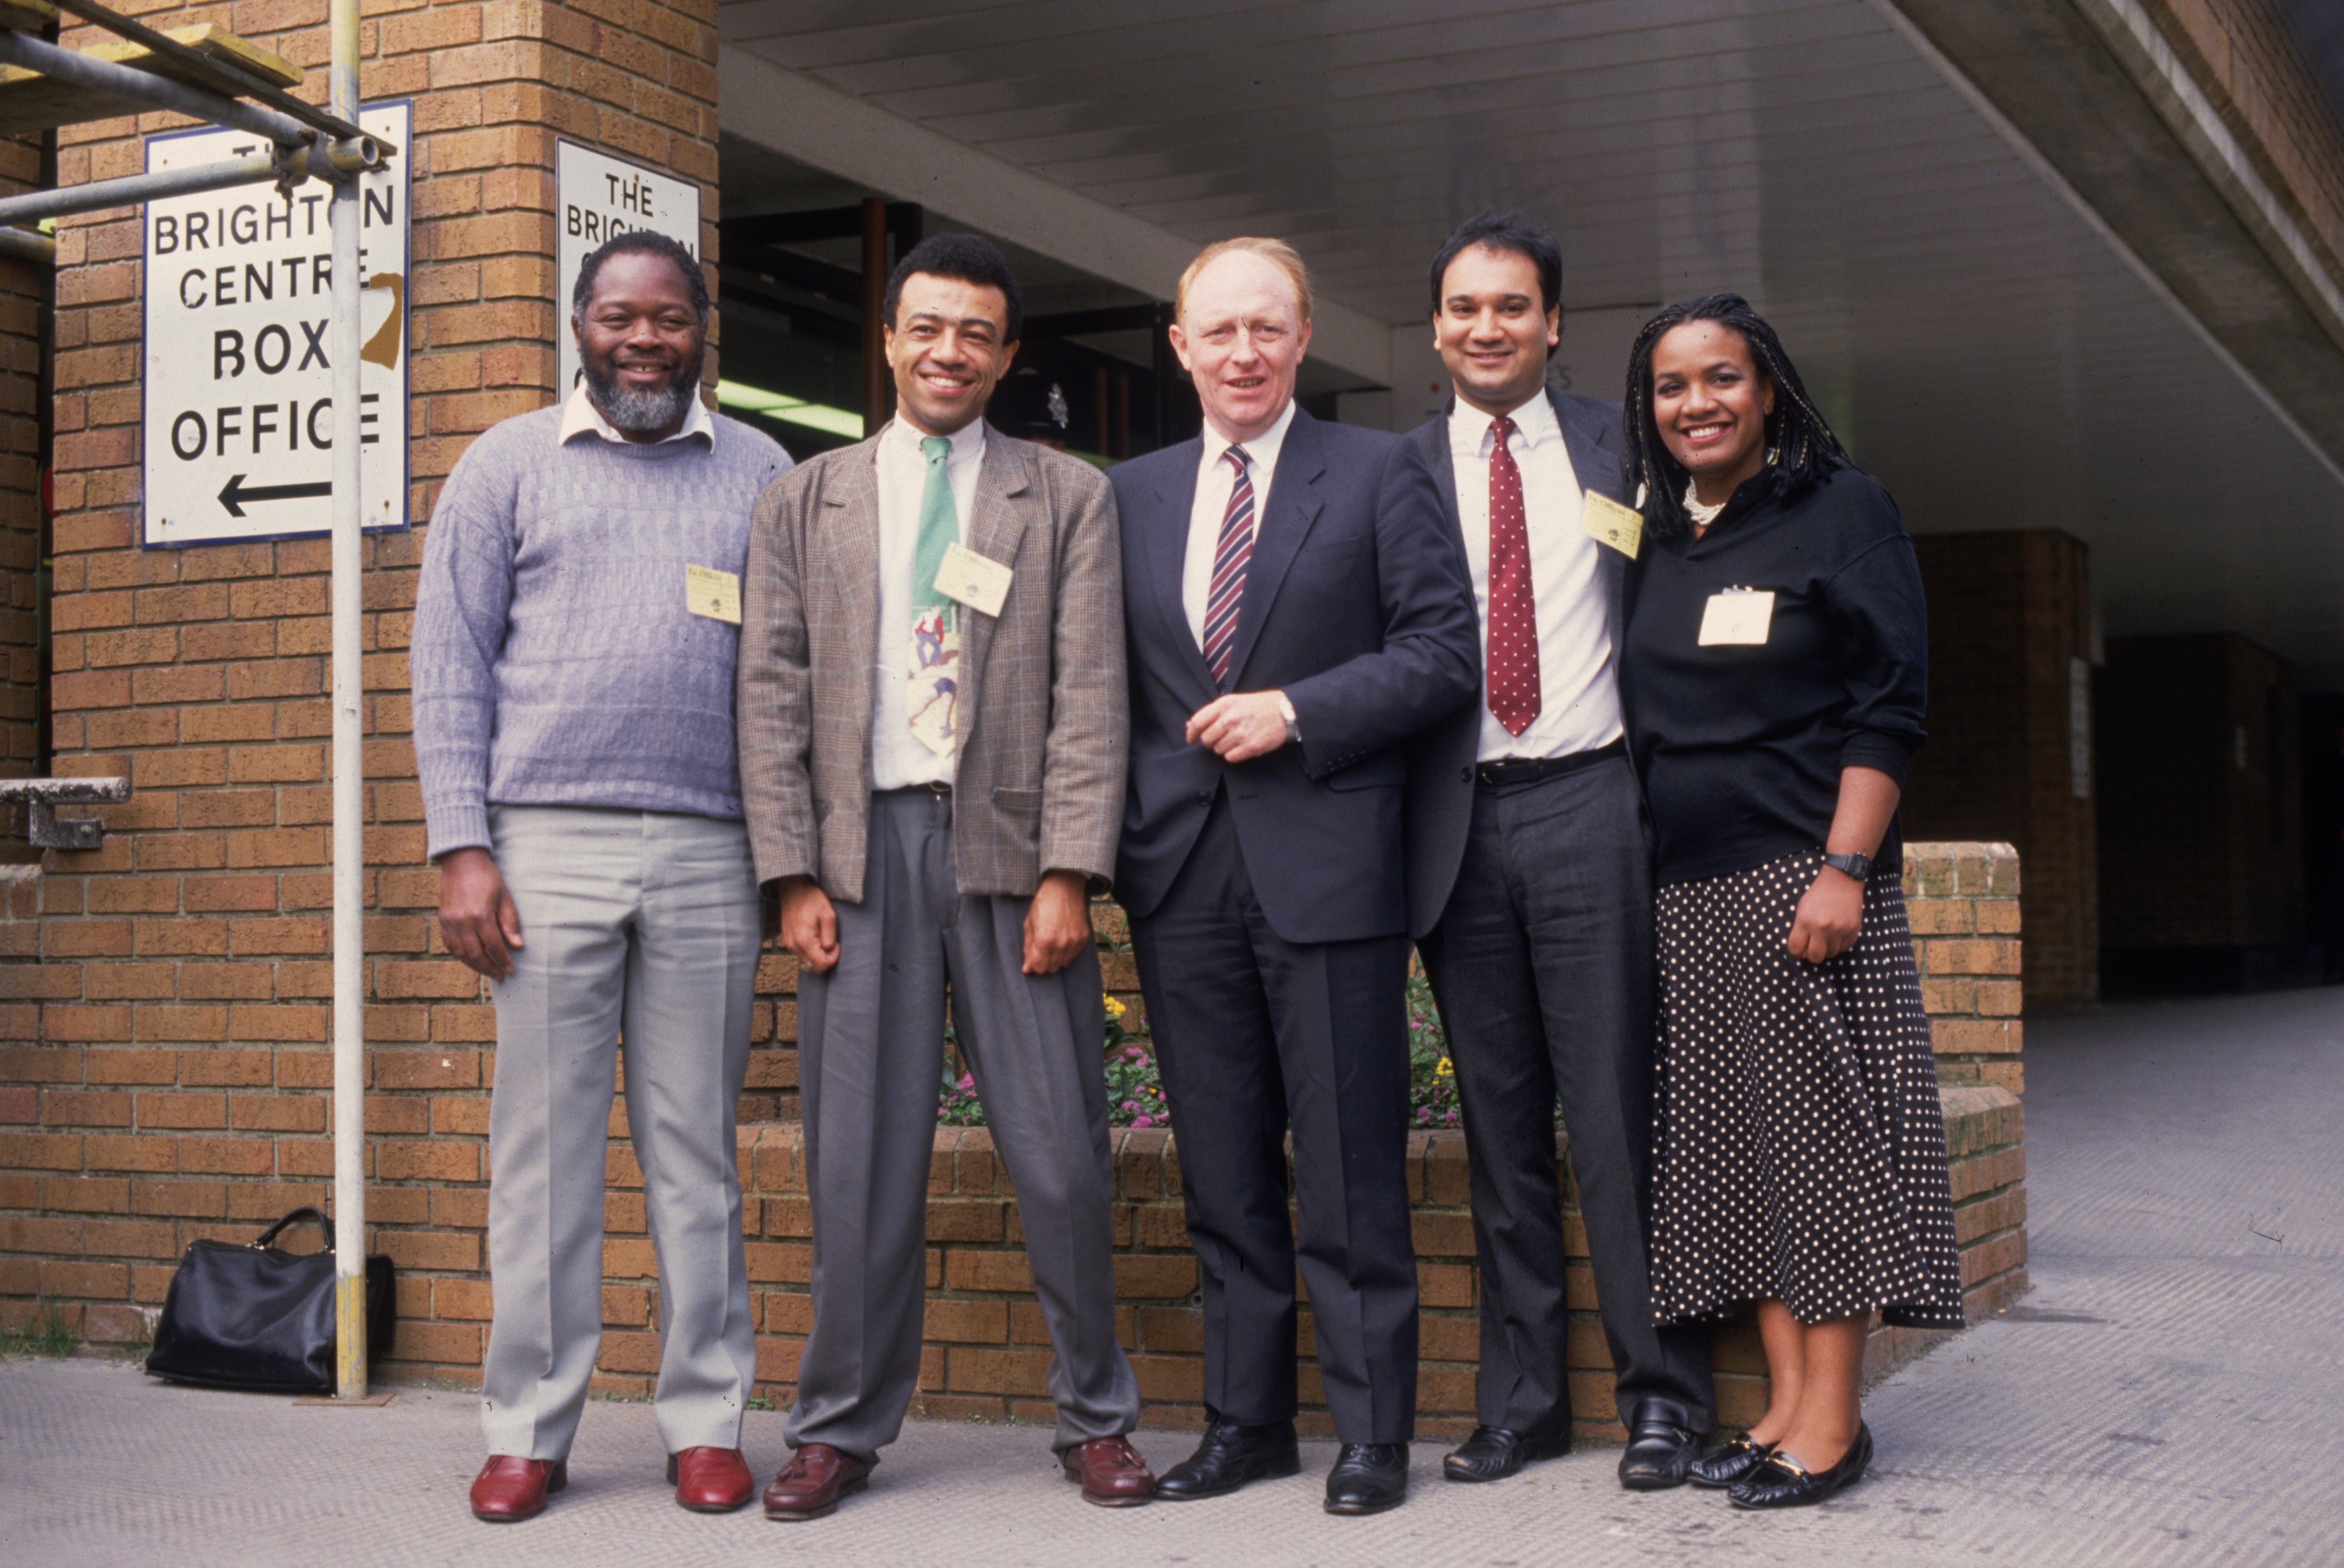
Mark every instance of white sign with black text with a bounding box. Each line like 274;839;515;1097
556;141;701;396
141;102;410;548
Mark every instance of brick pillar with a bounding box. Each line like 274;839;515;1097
1902;531;2098;1011
2;0;743;1363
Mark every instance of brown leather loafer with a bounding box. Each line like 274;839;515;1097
470;1455;566;1523
667;1446;755;1513
1060;1434;1156;1507
762;1443;870;1521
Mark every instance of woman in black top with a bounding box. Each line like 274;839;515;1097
1616;295;1961;1510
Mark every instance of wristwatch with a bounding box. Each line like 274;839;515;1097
1276;693;1301;746
1822;850;1872;883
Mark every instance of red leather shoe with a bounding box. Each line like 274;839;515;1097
667;1446;755;1513
470;1455;567;1523
762;1443;870;1521
1061;1435;1156;1507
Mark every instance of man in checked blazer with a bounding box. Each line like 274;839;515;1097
1405;212;1714;1491
737;235;1151;1518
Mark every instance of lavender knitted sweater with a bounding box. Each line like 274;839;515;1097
412;405;793;860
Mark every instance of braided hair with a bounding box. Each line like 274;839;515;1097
1623;294;1847;543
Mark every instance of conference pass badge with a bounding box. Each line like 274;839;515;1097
1698;587;1775;646
685;564;742;624
1581;490;1643;557
934;543;1014;618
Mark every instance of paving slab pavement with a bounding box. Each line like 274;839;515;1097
4;989;2338;1567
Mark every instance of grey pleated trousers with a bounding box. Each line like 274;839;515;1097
784;787;1139;1460
479;806;761;1461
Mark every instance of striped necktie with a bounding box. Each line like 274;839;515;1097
1202;445;1254;687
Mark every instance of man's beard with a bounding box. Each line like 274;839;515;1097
583;345;706;434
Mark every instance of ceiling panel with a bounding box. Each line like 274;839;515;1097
720;0;2344;681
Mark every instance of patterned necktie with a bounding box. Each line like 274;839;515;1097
906;435;961;754
1202;445;1254;688
1484;415;1541;736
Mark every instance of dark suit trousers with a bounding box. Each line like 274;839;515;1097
1416;758;1714;1436
1129;795;1420;1444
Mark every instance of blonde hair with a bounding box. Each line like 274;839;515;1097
1174;237;1313;324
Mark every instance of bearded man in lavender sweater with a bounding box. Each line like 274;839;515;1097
411;231;792;1526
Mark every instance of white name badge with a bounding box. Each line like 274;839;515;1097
1698;589;1775;646
685;564;741;624
934;542;1014;618
1581;490;1643;557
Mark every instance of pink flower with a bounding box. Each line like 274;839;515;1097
1132;1115;1154;1128
958;1073;975;1091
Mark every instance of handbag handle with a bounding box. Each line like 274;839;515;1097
251;1206;334;1252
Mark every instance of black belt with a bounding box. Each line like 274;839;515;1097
1474;738;1625;787
880;781;952;796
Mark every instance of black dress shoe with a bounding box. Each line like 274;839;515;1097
1442;1426;1569;1483
1688;1433;1775;1490
1153;1419;1301;1501
1728;1423;1873;1509
1324;1443;1409;1515
1618;1397;1704;1490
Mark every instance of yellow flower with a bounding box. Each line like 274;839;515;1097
1436;1057;1454;1077
1103;994;1127;1020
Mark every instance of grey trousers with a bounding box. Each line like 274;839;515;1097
1416;759;1716;1436
785;787;1139;1460
479;806;761;1460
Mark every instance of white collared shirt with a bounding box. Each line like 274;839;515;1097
1182;398;1297;649
871;416;986;790
557;382;716;447
1450;392;1623;762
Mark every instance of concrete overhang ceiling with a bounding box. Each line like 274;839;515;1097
721;0;2344;685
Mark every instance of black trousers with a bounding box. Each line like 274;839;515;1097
1416;757;1714;1437
1130;796;1419;1445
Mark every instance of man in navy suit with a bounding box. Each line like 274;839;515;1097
1403;212;1715;1491
1111;237;1478;1518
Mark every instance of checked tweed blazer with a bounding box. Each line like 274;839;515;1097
736;422;1127;903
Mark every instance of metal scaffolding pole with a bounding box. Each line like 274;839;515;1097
326;0;369;1401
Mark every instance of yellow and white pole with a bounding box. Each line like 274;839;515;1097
327;0;369;1401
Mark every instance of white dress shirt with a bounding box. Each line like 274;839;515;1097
1183;398;1297;649
871;416;985;790
557;382;716;447
1450;393;1623;761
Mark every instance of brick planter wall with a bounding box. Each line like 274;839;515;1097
2;840;2026;1443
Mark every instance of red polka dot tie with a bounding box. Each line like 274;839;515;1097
1485;415;1540;736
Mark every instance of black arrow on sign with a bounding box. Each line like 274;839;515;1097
218;474;332;518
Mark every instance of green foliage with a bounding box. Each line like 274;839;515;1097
935;971;1471;1132
0;1301;79;1358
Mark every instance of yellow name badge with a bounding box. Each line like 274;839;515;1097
1698;588;1775;646
685;564;742;624
1582;490;1643;557
934;542;1014;618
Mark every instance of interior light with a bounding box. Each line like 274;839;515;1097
715;380;865;439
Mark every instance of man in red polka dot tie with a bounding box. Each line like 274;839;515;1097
1403;212;1716;1490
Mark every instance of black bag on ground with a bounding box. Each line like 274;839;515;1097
145;1206;395;1393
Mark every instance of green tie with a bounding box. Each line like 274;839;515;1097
912;435;959;609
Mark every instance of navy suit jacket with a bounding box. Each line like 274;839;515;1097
1402;387;1639;938
1112;408;1479;945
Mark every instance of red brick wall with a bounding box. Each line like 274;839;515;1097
1903;531;2098;1011
6;0;734;1346
2147;0;2344;287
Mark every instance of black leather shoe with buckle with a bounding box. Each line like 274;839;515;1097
1618;1397;1704;1490
1152;1418;1301;1502
1323;1443;1409;1515
1442;1426;1569;1483
1728;1423;1873;1510
1688;1432;1776;1490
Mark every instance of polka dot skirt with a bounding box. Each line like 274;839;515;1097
1648;851;1965;1330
